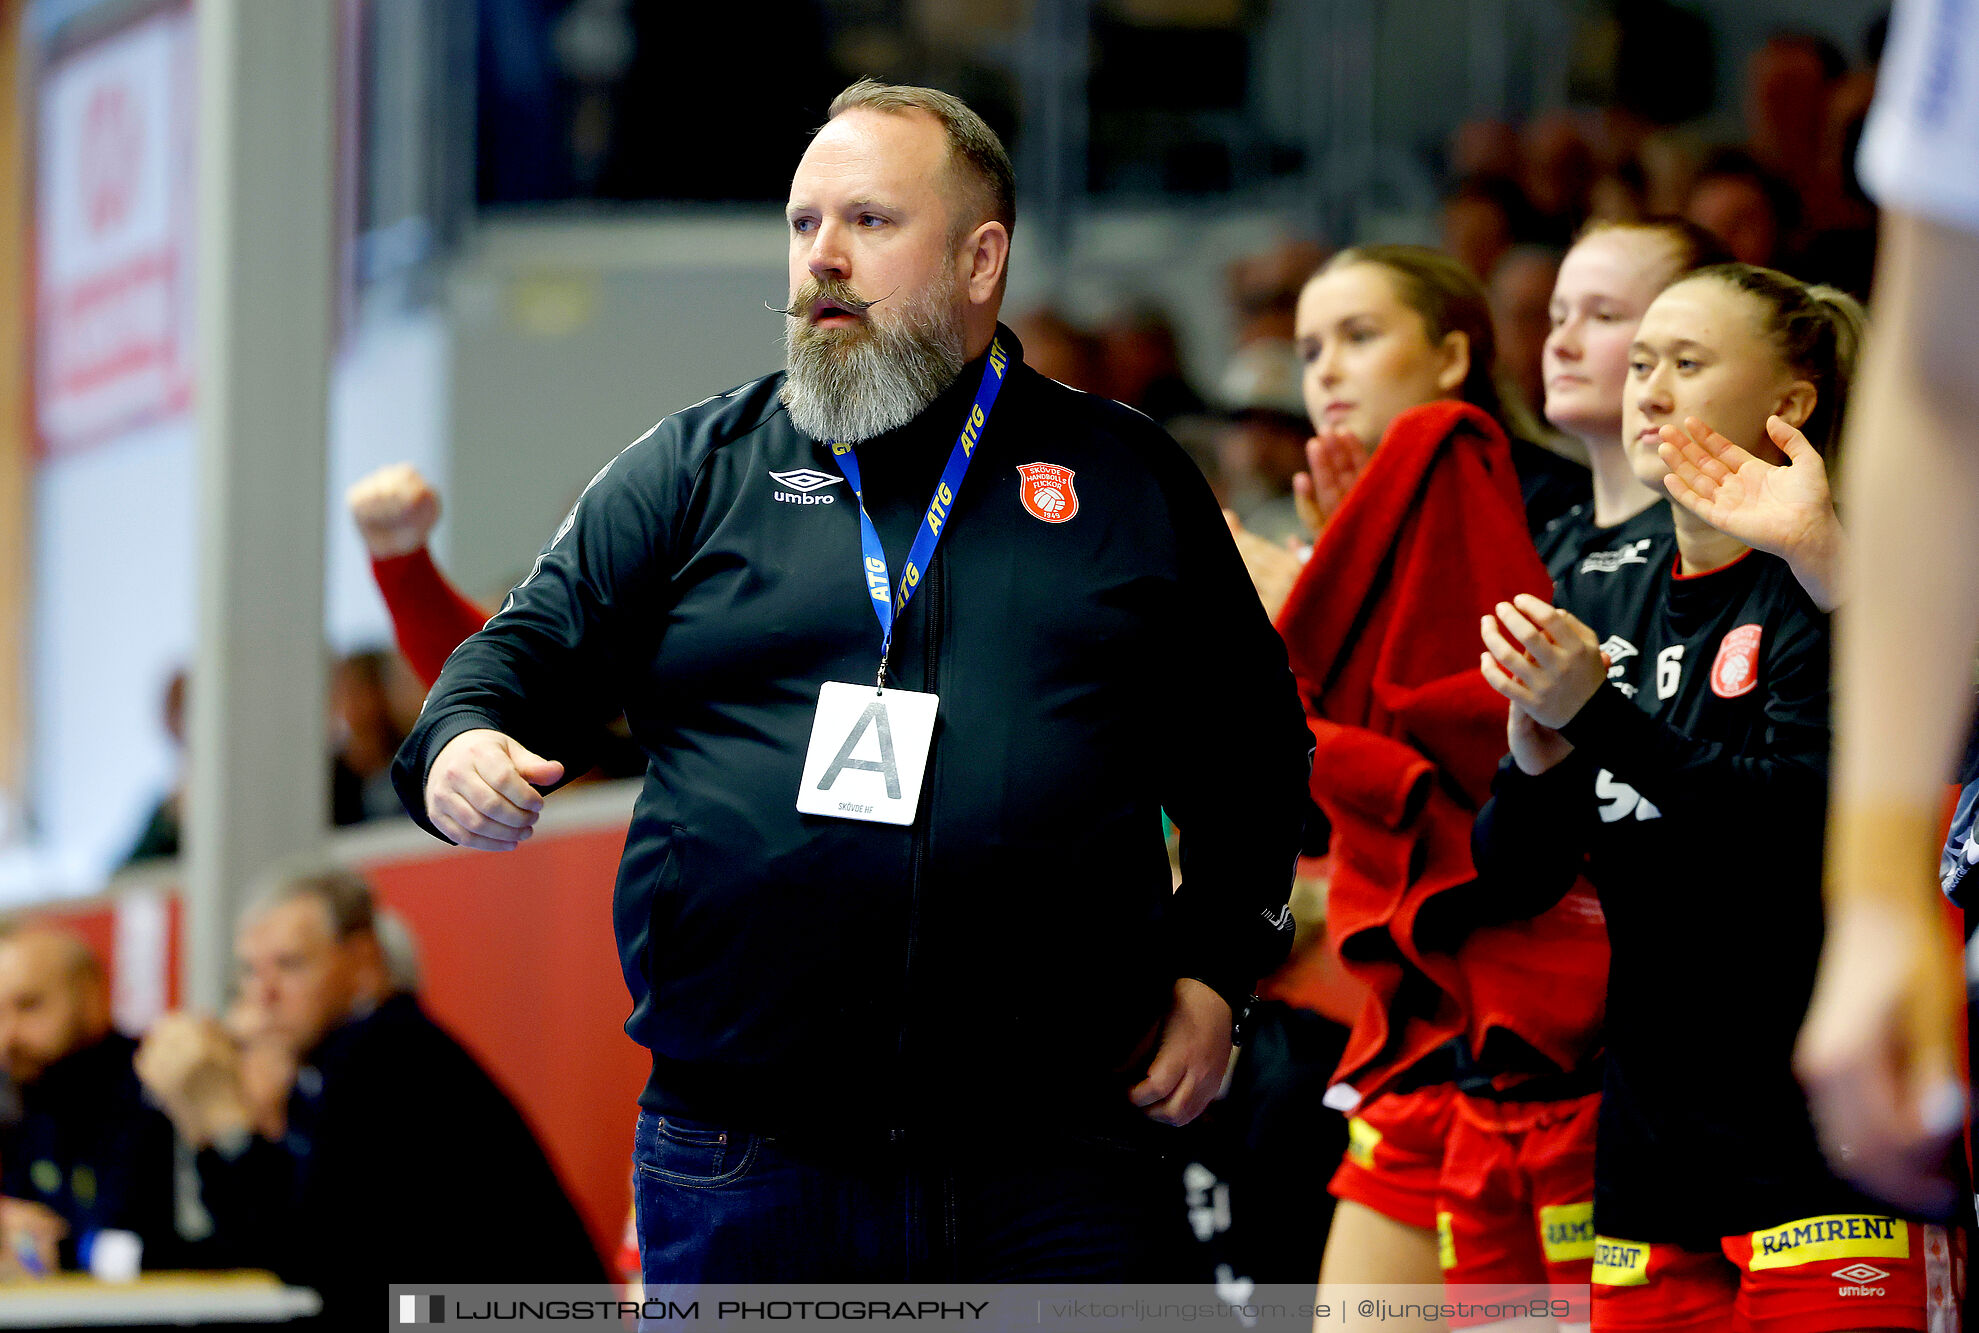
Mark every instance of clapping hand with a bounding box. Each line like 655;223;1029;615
1479;594;1609;730
1292;429;1368;537
1657;414;1832;552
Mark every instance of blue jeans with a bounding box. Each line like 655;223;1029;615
632;1110;1173;1283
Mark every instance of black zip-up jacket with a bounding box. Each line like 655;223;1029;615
393;330;1310;1140
1472;530;1880;1241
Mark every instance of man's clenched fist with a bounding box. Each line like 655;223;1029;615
425;729;565;850
347;462;441;560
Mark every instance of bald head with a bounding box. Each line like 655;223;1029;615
0;927;111;1085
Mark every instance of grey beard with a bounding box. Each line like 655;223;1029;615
780;294;968;443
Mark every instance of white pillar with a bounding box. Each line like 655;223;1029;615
185;0;338;1011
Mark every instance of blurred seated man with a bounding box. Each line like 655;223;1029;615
136;864;603;1316
0;927;190;1274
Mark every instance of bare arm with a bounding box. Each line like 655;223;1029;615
1799;211;1979;1213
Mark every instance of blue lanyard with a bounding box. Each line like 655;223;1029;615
830;335;1009;687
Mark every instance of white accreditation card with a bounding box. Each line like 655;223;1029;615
795;681;941;825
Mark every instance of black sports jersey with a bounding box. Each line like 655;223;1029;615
1533;499;1674;587
1474;535;1880;1242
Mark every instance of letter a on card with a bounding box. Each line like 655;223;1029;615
796;682;940;825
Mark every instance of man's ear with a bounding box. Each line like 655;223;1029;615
1775;379;1817;430
963;221;1010;307
1435;329;1472;394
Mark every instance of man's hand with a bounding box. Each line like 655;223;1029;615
0;1198;67;1276
425;728;564;850
1797;896;1966;1217
1128;978;1235;1126
134;1014;252;1149
1292;429;1368;537
1506;701;1573;776
1659;415;1844;610
347;462;442;561
224;1000;296;1141
1478;594;1608;729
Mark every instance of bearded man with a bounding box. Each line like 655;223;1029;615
394;80;1310;1283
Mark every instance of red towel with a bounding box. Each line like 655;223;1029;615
1277;402;1608;1103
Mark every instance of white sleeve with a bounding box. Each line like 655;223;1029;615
1859;0;1979;233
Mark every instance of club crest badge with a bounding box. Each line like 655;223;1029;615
1016;462;1078;524
1711;624;1763;699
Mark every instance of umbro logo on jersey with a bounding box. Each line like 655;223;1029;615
1599;637;1639;697
1598;635;1638;665
770;468;841;504
771;468;840;492
1834;1263;1890;1296
1834;1264;1890;1282
1580;538;1654;575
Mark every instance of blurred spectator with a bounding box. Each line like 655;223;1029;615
1587;159;1649;224
136;864;606;1319
1797;52;1882;299
330;650;412;826
120;671;188;868
1520;111;1598;241
1441;174;1530;282
219;904;422;1147
1744;31;1847;203
1489;246;1565;434
1684;145;1799;267
120;648;420;865
1449;117;1521;181
1216;340;1312;544
0;928;192;1274
1008;307;1106;394
1639;128;1705;214
1096;302;1207;426
1227;239;1330;346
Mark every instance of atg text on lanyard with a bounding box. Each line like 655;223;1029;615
829;335;1008;689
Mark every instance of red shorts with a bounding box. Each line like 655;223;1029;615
1591;1217;1961;1333
1437;1090;1599;1322
1329;1082;1457;1231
